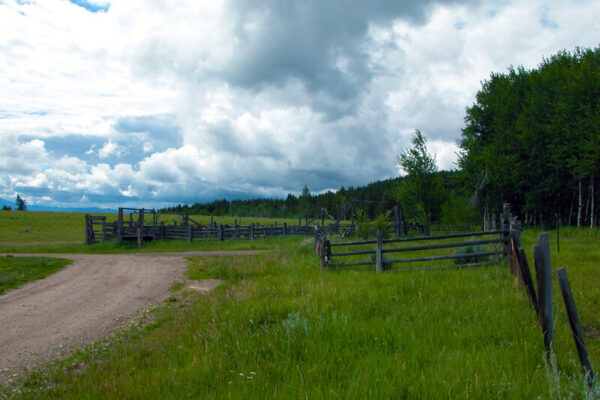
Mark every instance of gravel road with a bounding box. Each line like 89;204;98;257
0;250;267;386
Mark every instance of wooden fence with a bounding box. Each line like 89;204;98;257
86;209;353;246
315;202;515;273
317;229;508;273
510;230;596;388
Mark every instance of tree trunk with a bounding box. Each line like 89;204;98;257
591;174;595;229
569;192;575;226
577;179;583;228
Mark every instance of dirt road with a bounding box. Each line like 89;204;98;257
0;250;266;385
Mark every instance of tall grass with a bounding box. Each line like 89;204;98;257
0;256;71;294
2;213;598;399
8;234;587;399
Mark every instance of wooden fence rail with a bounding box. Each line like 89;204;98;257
320;229;509;273
86;214;351;246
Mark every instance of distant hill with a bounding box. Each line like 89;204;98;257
0;198;116;213
0;197;16;209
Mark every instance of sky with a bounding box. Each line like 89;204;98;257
0;0;598;210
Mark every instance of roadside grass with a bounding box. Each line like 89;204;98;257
0;237;279;255
7;230;600;399
2;217;598;399
0;256;71;295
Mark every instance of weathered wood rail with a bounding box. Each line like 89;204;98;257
86;208;354;246
316;202;516;273
318;229;508;272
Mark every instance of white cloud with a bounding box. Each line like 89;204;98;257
98;141;124;158
0;0;598;208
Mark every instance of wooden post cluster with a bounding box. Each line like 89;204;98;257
85;215;93;245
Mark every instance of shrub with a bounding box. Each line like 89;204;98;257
453;244;490;265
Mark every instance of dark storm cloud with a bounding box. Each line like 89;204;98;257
222;0;470;117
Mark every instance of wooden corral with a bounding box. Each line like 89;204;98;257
85;200;412;247
86;207;357;247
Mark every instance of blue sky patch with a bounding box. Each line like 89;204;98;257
68;0;109;13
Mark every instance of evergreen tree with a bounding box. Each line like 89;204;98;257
15;194;27;211
396;130;446;224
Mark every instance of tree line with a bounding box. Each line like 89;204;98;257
459;46;600;227
167;46;599;229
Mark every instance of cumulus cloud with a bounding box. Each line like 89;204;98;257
0;0;598;208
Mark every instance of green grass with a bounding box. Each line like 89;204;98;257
0;256;71;295
1;211;599;398
0;211;323;254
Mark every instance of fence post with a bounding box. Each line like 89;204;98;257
517;248;539;316
501;203;511;261
376;229;383;273
85;215;91;245
219;224;224;241
283;222;287;236
394;206;400;237
319;237;326;270
101;217;107;241
510;220;522;281
188;224;193;242
534;232;554;352
556;268;595;388
250;223;254;241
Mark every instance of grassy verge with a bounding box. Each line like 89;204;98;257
0;256;71;295
3;229;599;399
3;230;596;399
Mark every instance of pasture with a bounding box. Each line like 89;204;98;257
0;211;598;399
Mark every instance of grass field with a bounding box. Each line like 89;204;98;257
1;212;599;399
0;256;72;295
0;211;311;254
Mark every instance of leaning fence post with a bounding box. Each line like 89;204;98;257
376;229;383;273
517;248;539;316
534;232;554;352
556;268;595;388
